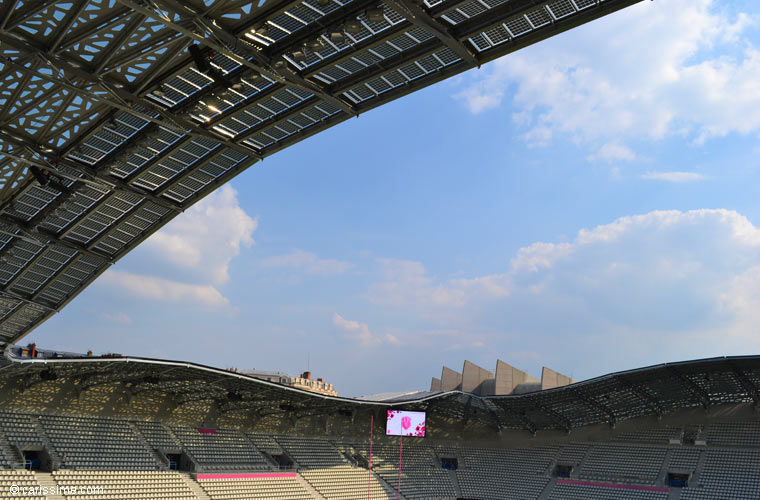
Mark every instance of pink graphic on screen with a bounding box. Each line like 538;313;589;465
386;410;426;437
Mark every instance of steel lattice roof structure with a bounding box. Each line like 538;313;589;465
1;354;759;434
0;0;642;346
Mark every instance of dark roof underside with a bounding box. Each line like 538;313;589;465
1;354;758;433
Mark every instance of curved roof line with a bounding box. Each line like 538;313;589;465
4;352;759;432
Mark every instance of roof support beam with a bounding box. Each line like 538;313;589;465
483;401;504;433
537;403;572;433
668;366;711;409
384;0;479;67
54;7;133;55
451;0;645;43
0;289;57;313
0;131;182;213
3;0;60;30
615;375;663;417
92;13;147;74
0;35;262;161
573;389;617;427
0;0;19;30
201;22;414;133
0;213;112;263
49;0;91;53
729;362;760;406
115;0;357;117
30;254;82;303
491;400;537;435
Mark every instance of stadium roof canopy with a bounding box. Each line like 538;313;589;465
0;0;643;346
1;353;759;433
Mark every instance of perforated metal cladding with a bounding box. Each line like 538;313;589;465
162;149;250;203
92;202;170;255
342;45;460;104
6;246;78;296
0;302;48;342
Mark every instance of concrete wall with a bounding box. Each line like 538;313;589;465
541;367;574;390
434;360;571;395
462;361;494;395
430;377;442;391
493;360;539;395
441;366;462;391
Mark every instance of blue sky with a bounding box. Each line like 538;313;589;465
30;0;760;396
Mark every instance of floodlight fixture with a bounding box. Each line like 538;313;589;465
203;95;222;113
189;44;210;73
345;19;362;34
307;38;324;51
291;50;307;63
367;7;384;22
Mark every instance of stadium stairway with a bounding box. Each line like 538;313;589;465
129;422;171;469
179;472;211;500
572;445;593;479
35;472;65;500
667;487;682;500
446;469;463;498
537;477;556;500
241;432;276;469
294;473;328;499
0;430;22;468
35;419;61;469
373;469;410;500
167;427;202;471
690;449;707;486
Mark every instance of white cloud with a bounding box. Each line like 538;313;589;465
99;312;132;325
587;143;637;163
510;241;572;273
145;185;257;285
332;313;400;347
454;0;760;147
368;259;468;309
366;259;511;327
260;250;354;276
368;209;760;373
101;270;230;309
642;171;708;182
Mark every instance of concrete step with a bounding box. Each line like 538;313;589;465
373;469;409;500
667;487;682;500
537;477;556;500
0;431;22;468
129;421;169;470
294;473;328;500
34;471;66;500
179;472;211;500
447;468;463;498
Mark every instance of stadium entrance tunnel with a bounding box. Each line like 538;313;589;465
21;447;53;471
668;472;690;488
554;464;573;478
441;457;458;470
165;452;193;471
270;453;294;470
352;453;369;469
